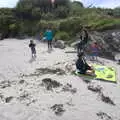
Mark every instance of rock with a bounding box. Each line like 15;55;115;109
54;40;65;49
115;53;120;61
100;93;115;106
26;68;66;77
0;81;11;89
88;84;102;93
112;32;116;36
65;63;75;73
89;30;120;60
41;78;62;91
0;33;4;40
0;33;2;40
5;96;13;103
35;68;66;76
62;83;77;94
51;104;65;116
0;93;4;100
18;91;29;101
19;80;25;84
97;112;112;120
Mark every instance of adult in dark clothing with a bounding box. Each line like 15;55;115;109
77;29;89;54
76;52;94;75
29;40;36;58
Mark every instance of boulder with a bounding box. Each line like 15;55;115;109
115;53;120;61
89;30;120;60
0;33;4;40
54;40;65;49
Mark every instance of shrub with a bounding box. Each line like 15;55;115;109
70;1;84;16
41;13;55;20
59;18;83;35
54;31;70;41
9;23;19;37
54;6;69;18
37;20;59;32
32;8;41;20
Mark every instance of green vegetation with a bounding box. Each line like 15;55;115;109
54;31;70;41
0;0;120;40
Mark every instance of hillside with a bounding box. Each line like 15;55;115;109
0;0;120;39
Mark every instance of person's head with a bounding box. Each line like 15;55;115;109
47;25;51;30
83;28;88;34
30;40;34;43
94;42;97;45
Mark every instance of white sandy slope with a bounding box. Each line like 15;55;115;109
0;39;120;120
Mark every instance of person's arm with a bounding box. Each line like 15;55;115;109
29;44;31;48
81;31;84;41
98;44;102;50
44;31;47;37
82;57;89;67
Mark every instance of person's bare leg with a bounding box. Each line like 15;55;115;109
86;69;96;76
50;41;52;51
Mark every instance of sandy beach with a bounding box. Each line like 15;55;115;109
0;39;120;120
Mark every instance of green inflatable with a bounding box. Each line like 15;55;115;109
75;64;117;83
93;64;116;83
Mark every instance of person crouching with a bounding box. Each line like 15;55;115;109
76;52;95;76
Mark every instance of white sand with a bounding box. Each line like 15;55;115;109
0;39;120;120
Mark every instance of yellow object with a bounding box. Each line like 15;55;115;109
93;64;116;83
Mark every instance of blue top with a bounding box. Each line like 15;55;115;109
44;30;53;41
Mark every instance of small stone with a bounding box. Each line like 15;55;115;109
100;93;115;106
5;96;13;103
19;80;25;84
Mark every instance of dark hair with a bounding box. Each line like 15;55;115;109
94;42;97;44
30;40;33;43
84;29;88;38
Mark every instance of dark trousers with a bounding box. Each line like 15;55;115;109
77;43;84;54
31;49;36;58
77;64;92;74
48;40;52;49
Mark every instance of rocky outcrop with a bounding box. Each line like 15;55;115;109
53;40;65;49
89;30;120;60
71;29;120;60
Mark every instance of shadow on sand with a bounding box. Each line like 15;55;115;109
29;57;36;63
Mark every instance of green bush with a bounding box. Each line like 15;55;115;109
54;6;69;18
17;21;38;36
54;31;70;41
41;13;55;20
32;8;41;20
59;18;83;35
9;23;20;37
70;1;84;16
37;20;59;32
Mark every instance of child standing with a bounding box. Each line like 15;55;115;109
29;40;36;58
